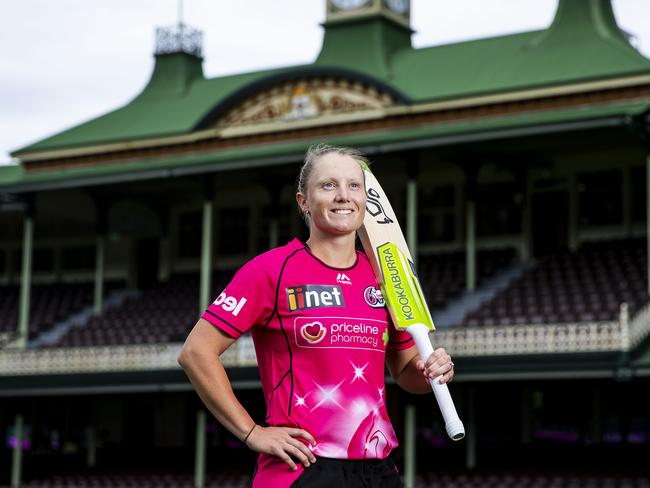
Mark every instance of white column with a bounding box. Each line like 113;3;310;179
466;388;476;470
158;236;171;282
18;211;34;349
11;414;24;488
406;179;418;268
93;235;105;316
404;404;416;488
466;200;476;291
86;425;97;467
194;410;206;488
269;219;279;249
200;199;213;313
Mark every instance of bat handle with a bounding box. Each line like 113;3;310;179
406;323;465;441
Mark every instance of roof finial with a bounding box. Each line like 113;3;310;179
178;0;184;34
155;0;202;57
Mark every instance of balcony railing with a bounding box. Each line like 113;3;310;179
0;303;648;376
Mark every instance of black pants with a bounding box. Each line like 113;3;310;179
291;456;403;488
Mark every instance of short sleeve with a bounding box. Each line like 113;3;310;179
386;324;414;351
201;257;274;339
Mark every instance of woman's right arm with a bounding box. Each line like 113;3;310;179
177;318;317;471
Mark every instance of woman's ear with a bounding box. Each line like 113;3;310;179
296;192;308;213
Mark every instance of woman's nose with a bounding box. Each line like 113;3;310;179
335;187;350;200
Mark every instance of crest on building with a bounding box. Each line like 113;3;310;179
212;77;397;128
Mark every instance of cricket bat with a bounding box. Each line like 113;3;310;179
357;162;465;441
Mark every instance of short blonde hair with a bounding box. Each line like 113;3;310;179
296;144;369;225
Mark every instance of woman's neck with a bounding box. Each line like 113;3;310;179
306;232;357;268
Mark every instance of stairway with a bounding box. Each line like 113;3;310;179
29;289;140;348
432;260;533;328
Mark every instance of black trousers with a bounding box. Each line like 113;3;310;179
291;456;403;488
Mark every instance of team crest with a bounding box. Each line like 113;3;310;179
364;286;385;308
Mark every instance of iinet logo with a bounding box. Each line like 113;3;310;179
336;273;352;285
212;292;247;316
286;285;344;311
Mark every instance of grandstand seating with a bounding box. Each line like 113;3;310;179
12;469;650;488
415;471;650;488
51;272;234;348
419;248;516;310
462;238;648;327
49;249;518;348
4;239;646;345
17;469;249;488
0;282;97;337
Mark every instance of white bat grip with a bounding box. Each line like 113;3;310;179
406;323;465;441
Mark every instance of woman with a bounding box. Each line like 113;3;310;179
178;144;455;487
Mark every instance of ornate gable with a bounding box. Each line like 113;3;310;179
213;77;397;128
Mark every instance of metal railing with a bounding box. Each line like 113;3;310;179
0;303;649;375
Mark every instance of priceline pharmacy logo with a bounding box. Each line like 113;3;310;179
294;316;387;351
286;285;345;311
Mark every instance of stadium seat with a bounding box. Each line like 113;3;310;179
461;238;648;327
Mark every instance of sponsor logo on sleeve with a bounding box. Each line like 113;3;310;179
286;285;344;311
294;316;387;351
363;286;385;308
212;292;247;316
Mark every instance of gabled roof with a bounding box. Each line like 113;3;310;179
14;60;295;155
3;98;648;192
12;0;650;157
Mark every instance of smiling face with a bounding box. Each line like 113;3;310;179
296;152;366;239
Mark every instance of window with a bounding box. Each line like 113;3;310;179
33;248;54;272
578;170;622;227
217;207;249;255
631;166;646;223
62;246;94;270
257;205;293;252
417;184;456;243
178;210;202;258
475;183;522;236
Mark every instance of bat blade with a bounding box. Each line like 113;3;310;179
357;163;465;441
357;166;434;332
374;241;435;332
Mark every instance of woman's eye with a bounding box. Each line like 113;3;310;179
350;182;361;189
323;182;335;189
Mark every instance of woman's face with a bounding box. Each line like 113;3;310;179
297;152;366;238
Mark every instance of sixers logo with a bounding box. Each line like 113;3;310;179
300;321;326;344
364;286;385;308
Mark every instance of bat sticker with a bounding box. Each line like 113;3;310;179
365;187;394;225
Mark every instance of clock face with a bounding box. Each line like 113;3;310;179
331;0;370;11
385;0;409;15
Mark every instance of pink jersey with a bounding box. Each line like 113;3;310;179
202;238;414;486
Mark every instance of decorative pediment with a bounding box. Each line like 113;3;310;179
213;77;397;128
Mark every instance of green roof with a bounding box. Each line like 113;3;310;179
3;99;647;191
12;0;650;156
15;58;297;155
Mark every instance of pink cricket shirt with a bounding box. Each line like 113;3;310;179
202;239;413;486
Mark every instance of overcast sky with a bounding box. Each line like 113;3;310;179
1;0;649;164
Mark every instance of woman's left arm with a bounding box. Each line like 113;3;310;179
386;345;455;394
